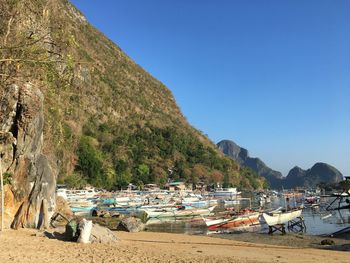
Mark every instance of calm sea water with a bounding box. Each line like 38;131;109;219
146;196;350;236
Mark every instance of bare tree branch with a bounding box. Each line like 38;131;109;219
3;16;14;47
0;58;92;64
0;58;64;63
0;32;51;51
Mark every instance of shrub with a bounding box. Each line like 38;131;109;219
64;172;87;189
76;135;105;187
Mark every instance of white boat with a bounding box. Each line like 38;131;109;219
211;188;241;198
221;199;240;206
57;188;99;201
142;206;216;219
202;217;229;227
182;196;201;203
112;196;144;207
181;199;218;208
262;208;302;226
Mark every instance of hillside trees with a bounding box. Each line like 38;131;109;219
72;120;266;190
76;136;105;187
0;0;266;191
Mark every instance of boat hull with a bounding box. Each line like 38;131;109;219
262;209;302;226
204;212;260;231
143;206;216;219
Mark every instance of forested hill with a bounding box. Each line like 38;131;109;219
0;0;266;191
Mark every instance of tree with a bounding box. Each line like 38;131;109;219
150;166;168;187
64;172;87;189
115;170;132;190
192;164;207;182
338;180;350;192
76;136;104;187
223;173;230;188
236;167;266;190
103;166;117;190
115;159;128;174
133;164;150;185
173;160;185;180
182;168;192;183
114;159;132;189
209;170;224;185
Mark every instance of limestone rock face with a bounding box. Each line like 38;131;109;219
2;185;19;228
218;140;344;189
218;140;283;188
285;163;343;188
0;83;56;229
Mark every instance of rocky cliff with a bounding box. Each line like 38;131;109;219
217;140;283;188
0;84;55;228
284;163;343;189
218;140;343;189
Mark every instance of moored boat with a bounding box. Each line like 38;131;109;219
210;188;241;198
57;187;99;201
262;208;302;226
203;212;260;231
142;205;216;219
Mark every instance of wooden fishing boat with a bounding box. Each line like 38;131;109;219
262;208;302;226
203;217;229;227
203;212;260;231
181;199;218;208
141;205;216;219
210;188;241;199
57;187;99;201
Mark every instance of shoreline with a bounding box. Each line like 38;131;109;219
210;231;350;250
0;228;349;263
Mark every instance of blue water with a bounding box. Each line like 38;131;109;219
269;196;350;235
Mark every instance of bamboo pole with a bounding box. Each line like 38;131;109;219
0;152;4;232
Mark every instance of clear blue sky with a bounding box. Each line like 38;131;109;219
70;0;350;176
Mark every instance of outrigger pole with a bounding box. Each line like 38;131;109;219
326;176;350;211
0;152;4;232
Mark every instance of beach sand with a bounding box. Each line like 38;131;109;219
0;229;349;263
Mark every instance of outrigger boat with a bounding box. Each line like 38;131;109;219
262;208;302;226
326;178;350;211
203;211;260;231
211;188;241;198
141;205;216;219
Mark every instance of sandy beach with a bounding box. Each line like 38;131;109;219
0;229;349;263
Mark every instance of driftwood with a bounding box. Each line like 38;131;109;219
50;212;70;228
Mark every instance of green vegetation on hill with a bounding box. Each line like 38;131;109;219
0;0;266;190
70;119;265;190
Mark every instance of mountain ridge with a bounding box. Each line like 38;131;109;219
218;140;343;189
285;162;343;188
217;140;283;188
